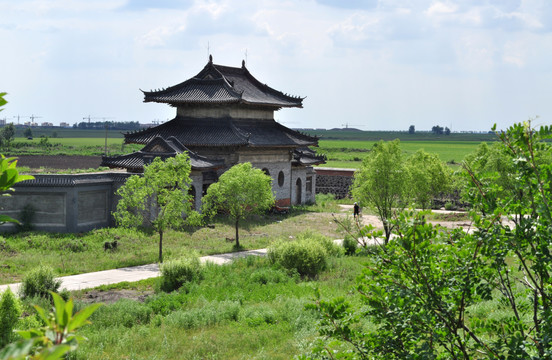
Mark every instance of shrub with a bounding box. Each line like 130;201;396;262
0;288;21;347
342;235;357;256
158;255;203;293
268;238;328;278
296;230;343;257
19;265;61;299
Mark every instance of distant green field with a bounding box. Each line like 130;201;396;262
317;140;483;168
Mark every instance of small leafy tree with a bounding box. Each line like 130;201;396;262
114;153;199;263
202;162;274;248
407;150;452;210
408;125;415;134
1;124;15;151
23;128;32;139
351;140;409;243
0;288;21;347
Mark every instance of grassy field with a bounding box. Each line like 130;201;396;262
72;255;367;359
317;139;483;168
301;128;497;142
0;206;346;285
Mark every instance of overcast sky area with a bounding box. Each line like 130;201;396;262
1;0;551;132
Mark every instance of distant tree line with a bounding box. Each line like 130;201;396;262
73;121;141;130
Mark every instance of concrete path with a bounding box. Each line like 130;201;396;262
0;248;271;295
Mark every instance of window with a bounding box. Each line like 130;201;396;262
278;171;285;187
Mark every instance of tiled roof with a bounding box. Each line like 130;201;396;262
125;116;318;148
125;117;249;146
101;136;225;172
143;57;303;109
293;147;327;166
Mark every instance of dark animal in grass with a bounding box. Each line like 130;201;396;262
103;240;118;251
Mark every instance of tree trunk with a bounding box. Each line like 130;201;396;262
235;219;240;248
159;229;163;263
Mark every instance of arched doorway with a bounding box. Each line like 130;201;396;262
295;178;302;205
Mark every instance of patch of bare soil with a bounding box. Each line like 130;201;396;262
79;289;154;304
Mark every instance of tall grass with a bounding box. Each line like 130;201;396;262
72;255;367;359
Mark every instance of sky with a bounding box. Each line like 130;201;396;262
0;0;551;132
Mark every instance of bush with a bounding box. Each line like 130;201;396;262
0;288;22;347
342;235;357;256
158;255;203;293
20;265;61;299
296;230;343;257
268;238;328;278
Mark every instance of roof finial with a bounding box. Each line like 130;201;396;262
209;54;213;63
242;59;245;68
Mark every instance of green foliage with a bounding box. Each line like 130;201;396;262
90;299;152;328
1;125;15;151
342;235;357;256
0;288;21;347
0;93;6;111
158;254;204;293
352;139;409;242
114;153;199;263
305;121;552;359
268;237;329;278
407;149;452;209
0;292;100;360
23;128;32;139
20;265;62;300
0;155;34;225
163;300;241;329
202;162;275;248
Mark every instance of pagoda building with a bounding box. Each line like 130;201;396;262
102;55;325;210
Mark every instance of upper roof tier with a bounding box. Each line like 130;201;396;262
142;55;304;109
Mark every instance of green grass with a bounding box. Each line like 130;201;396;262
69;255;367;359
0;210;347;284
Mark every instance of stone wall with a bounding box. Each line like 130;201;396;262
314;168;356;199
0;172;132;233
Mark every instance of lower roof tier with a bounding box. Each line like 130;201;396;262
125;116;319;148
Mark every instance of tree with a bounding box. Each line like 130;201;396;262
407;150;452;210
431;125;444;135
408;125;415;134
202;162;274;248
113;153;199;263
23;127;32;138
1;124;15;150
444;126;451;135
304;121;552;359
351;140;409;243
